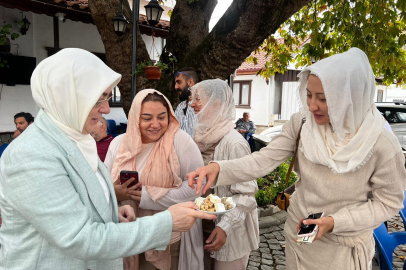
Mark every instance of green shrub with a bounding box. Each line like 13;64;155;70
255;158;298;207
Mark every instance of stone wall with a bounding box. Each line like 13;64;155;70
0;132;14;146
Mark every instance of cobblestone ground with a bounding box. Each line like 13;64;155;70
387;214;406;270
247;213;406;270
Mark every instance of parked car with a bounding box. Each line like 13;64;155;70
254;102;406;157
252;125;283;151
376;102;406;157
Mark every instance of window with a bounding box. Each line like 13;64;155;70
109;86;122;107
232;81;252;108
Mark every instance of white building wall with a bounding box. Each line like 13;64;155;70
0;6;165;132
233;74;271;126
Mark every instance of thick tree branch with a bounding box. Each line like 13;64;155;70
165;0;217;63
181;0;313;80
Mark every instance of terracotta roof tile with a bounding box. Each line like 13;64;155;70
46;0;170;28
237;36;311;71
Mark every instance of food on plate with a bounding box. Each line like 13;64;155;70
194;194;234;212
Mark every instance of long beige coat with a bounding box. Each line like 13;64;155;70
211;129;259;261
214;112;406;270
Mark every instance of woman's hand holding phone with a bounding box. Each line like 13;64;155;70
128;187;142;202
296;216;335;242
114;178;141;201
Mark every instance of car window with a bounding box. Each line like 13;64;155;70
397;112;406;121
379;108;406;123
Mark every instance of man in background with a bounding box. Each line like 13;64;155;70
91;117;113;162
14;112;34;134
235;112;256;152
174;67;199;137
235;112;256;137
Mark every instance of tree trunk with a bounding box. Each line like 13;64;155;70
89;0;311;115
89;0;154;115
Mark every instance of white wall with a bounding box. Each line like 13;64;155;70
0;9;37;132
233;74;272;126
0;6;168;131
104;108;127;124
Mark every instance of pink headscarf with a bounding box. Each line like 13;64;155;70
110;89;182;270
111;89;182;201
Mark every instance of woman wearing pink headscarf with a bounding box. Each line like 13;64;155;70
190;79;259;270
104;90;204;270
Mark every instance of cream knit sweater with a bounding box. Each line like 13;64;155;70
215;112;406;270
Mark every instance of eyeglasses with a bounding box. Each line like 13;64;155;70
174;71;194;81
95;94;113;108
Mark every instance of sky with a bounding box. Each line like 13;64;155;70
159;0;233;31
209;0;233;31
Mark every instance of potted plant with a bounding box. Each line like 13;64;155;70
0;22;21;53
133;57;176;80
0;21;22;68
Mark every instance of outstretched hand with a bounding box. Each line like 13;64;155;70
168;202;216;232
187;163;220;195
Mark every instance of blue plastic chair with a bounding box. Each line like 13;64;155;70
399;190;406;229
0;143;9;159
106;119;119;137
373;222;406;270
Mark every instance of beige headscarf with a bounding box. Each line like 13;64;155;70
192;79;236;165
31;48;121;172
298;48;385;174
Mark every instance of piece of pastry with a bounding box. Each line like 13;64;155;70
209;195;221;204
225;197;233;205
208;208;215;212
215;203;226;212
195;197;205;208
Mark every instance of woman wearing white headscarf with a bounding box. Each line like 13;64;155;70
0;48;214;270
188;48;406;269
190;79;259;270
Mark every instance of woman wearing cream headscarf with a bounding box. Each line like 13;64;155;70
188;48;406;269
0;48;214;270
105;90;205;270
190;79;259;270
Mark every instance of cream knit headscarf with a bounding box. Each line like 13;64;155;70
31;48;121;172
298;47;385;174
192;79;236;165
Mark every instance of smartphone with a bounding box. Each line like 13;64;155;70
120;170;138;188
297;212;324;237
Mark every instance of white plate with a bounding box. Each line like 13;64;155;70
196;202;236;215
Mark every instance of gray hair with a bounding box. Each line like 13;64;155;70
243;112;250;116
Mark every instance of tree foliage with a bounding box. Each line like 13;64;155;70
252;0;406;85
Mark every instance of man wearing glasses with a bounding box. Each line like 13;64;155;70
174;67;199;137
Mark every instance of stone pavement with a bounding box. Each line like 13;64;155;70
247;205;406;270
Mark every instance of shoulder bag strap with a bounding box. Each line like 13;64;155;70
282;119;305;192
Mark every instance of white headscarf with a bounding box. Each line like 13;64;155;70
297;47;384;174
31;48;121;172
192;79;236;164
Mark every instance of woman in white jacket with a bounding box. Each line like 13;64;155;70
190;79;259;270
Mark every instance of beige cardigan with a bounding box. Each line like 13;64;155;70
215;113;406;270
210;129;259;262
